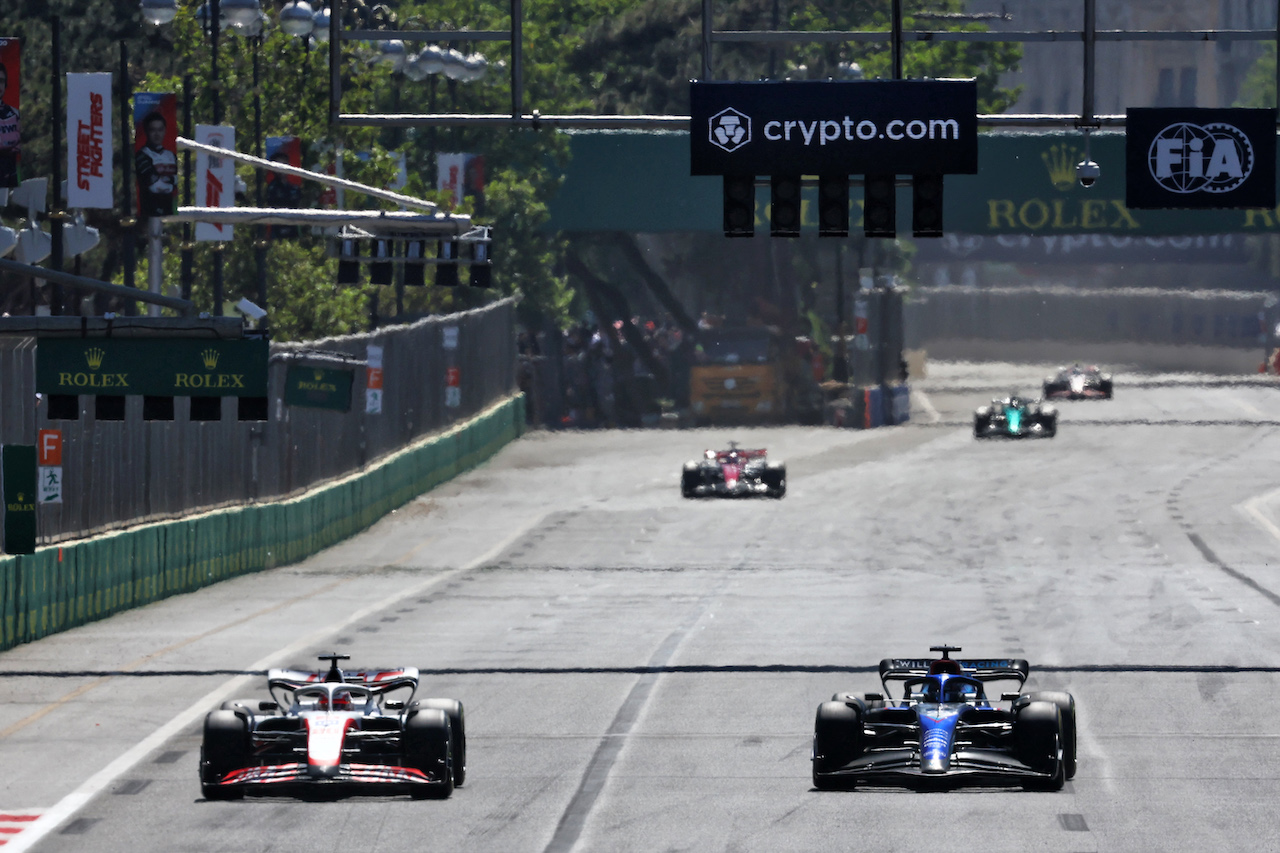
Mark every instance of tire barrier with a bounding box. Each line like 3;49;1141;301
0;395;524;652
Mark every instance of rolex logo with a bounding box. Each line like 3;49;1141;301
314;370;324;381
85;347;105;370
201;349;220;370
1041;143;1083;192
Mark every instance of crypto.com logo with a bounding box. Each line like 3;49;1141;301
1147;122;1254;194
709;107;751;153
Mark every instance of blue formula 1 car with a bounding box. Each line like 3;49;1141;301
812;646;1076;791
973;395;1057;439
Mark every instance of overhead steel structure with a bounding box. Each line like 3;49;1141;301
329;0;1280;132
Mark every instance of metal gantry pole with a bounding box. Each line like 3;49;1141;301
181;74;194;301
511;0;523;119
210;0;224;316
702;0;713;80
253;37;268;321
49;15;64;315
1081;0;1096;126
119;41;137;316
330;0;342;129
891;0;903;80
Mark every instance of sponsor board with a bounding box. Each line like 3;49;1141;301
691;80;978;176
284;365;354;412
66;73;113;209
36;339;268;397
1126;108;1277;210
195;124;236;241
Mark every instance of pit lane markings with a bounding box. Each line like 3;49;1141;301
0;812;42;847
2;512;548;853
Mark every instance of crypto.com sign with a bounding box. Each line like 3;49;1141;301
1126;108;1276;209
690;80;979;176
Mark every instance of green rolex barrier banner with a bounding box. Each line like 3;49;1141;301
36;338;268;397
284;365;355;412
2;445;37;555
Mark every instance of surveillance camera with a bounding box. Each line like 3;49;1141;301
235;297;267;321
1076;159;1100;189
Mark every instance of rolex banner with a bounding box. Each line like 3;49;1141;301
2;444;37;555
35;338;268;397
67;73;113;209
195;124;236;241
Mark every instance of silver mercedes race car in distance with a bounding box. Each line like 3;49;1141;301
200;653;465;800
681;442;786;498
1043;363;1113;400
812;646;1076;791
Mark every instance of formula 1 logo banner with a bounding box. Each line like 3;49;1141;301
690;80;978;176
195;124;236;241
1126;108;1276;209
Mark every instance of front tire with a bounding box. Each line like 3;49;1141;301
200;710;249;800
681;463;701;498
1015;701;1065;791
812;701;862;790
1026;691;1076;779
416;699;466;787
406;709;454;799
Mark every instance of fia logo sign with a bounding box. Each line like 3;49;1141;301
709;108;751;153
1147;122;1254;195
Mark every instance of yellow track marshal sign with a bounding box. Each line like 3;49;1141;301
36;338;268;397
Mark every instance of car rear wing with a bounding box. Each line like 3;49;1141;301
878;658;1030;693
713;449;767;461
267;667;421;694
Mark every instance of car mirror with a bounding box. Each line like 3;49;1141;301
384;700;406;710
1000;692;1021;702
258;700;279;711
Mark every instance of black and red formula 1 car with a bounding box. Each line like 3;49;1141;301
200;653;465;800
1043;364;1113;400
681;442;786;498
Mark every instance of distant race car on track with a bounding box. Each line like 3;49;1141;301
812;646;1076;791
681;442;786;498
200;653;465;800
1043;364;1113;400
974;394;1057;439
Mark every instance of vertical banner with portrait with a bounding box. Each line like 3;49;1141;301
265;135;302;238
437;152;485;212
133;92;177;217
67;73;113;209
194;124;236;241
0;39;21;189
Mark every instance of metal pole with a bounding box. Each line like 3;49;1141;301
1274;0;1279;107
253;37;267;321
210;0;223;315
147;215;163;317
330;0;342;130
511;0;523;118
49;14;64;315
702;0;713;79
181;74;193;301
892;0;903;79
833;240;848;382
119;41;137;316
1081;0;1096;125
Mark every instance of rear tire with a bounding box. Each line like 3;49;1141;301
1015;701;1065;791
201;710;249;800
812;701;862;790
1040;415;1057;438
763;462;786;498
681;463;701;498
1026;691;1076;779
416;699;466;787
974;417;989;438
405;709;454;799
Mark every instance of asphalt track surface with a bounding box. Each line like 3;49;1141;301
3;361;1280;852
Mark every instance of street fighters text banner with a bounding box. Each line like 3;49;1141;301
690;80;978;176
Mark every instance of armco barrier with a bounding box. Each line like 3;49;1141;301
0;395;524;652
